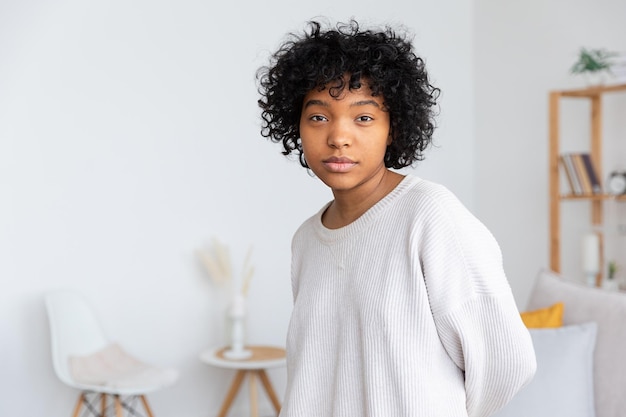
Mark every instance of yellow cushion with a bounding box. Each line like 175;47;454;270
520;302;564;328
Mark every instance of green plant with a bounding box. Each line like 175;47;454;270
570;48;617;74
608;261;618;280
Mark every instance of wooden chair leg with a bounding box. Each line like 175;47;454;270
139;395;155;417
101;393;108;417
217;370;247;417
113;395;123;417
257;370;282;414
71;393;85;417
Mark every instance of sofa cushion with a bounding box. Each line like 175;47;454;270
520;301;564;328
492;322;597;417
527;269;626;417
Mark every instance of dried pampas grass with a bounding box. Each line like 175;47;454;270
197;238;254;295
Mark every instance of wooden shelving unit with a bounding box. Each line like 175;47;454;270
549;83;626;285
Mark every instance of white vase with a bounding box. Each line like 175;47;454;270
583;71;610;86
223;293;252;360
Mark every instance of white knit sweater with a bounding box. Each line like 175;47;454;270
280;175;536;417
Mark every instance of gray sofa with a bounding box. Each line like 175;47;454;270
493;269;626;417
494;270;626;417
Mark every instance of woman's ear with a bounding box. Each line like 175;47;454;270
386;133;393;146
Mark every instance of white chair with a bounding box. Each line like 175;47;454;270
45;290;179;417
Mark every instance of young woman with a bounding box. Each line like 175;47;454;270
257;19;536;417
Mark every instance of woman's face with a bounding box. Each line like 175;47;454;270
299;81;391;194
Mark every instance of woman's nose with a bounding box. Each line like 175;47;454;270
327;121;352;148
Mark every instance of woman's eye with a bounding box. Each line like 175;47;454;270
356;115;373;122
310;115;327;122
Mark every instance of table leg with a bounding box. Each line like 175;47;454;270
257;369;282;414
249;372;258;417
217;370;247;417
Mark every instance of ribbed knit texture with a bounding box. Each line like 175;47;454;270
280;175;536;417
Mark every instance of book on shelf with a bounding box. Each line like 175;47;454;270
580;153;602;193
559;152;602;195
571;153;593;194
559;154;582;195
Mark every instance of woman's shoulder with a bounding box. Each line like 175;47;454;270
399;175;492;240
400;175;466;212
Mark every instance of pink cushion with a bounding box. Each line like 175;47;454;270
69;343;177;390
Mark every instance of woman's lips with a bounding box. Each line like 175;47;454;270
323;156;356;173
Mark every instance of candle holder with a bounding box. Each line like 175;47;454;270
582;232;600;287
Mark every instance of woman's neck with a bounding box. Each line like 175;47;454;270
322;170;404;229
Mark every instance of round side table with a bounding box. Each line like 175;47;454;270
200;345;286;417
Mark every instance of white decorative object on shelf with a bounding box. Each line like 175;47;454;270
607;171;626;195
603;278;619;291
583;70;610;86
582;232;600;287
609;52;626;84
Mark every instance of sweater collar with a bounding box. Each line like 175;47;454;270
313;174;421;243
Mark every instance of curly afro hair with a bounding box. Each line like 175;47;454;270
257;19;440;169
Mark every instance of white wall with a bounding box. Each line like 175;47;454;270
475;0;626;306
0;1;473;416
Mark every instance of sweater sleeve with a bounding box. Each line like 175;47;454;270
416;186;536;417
434;294;536;417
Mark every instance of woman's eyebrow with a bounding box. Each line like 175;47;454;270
351;99;380;108
303;99;328;108
303;98;381;109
